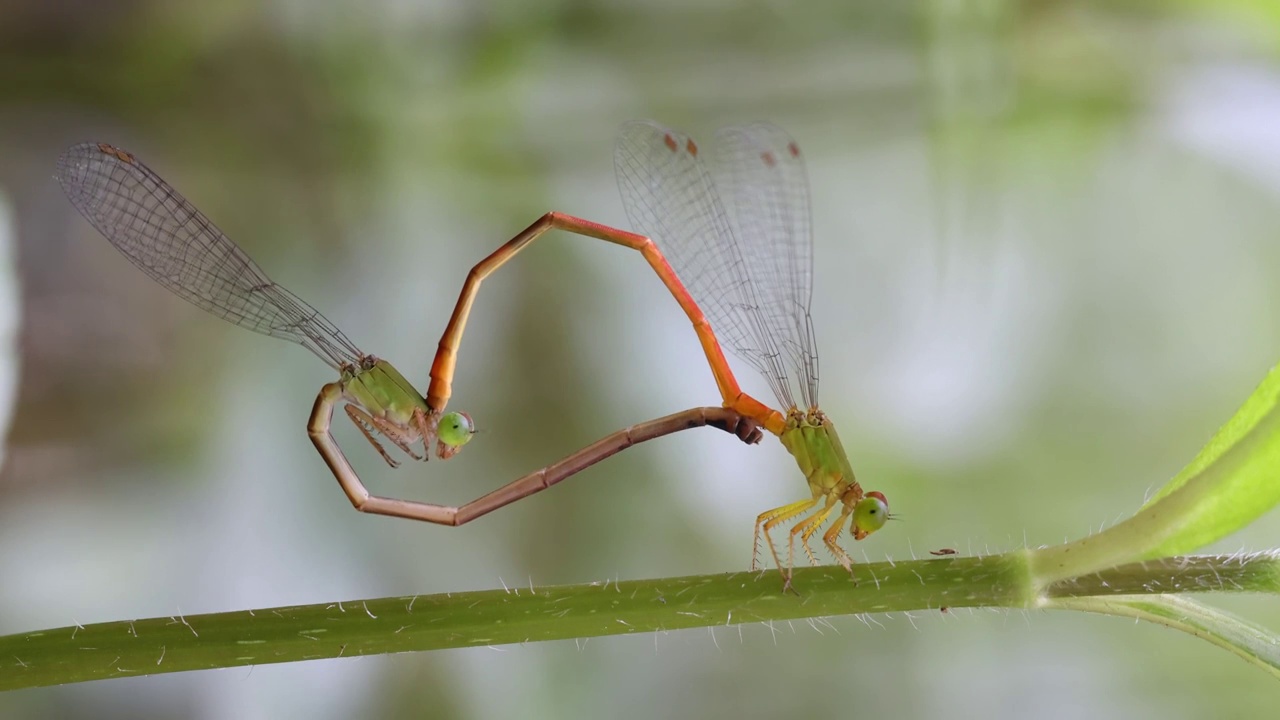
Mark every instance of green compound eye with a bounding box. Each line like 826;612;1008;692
852;491;889;538
438;411;475;448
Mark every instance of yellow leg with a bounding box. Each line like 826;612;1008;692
790;497;838;569
754;499;818;576
821;507;856;573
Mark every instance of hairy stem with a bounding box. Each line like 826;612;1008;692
4;552;1277;690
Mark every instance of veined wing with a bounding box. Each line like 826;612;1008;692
56;142;363;370
614;120;815;409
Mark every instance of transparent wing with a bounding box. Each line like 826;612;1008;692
709;123;817;408
56;142;363;371
614;120;814;409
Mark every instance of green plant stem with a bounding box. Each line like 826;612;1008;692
1043;552;1280;598
2;552;1275;691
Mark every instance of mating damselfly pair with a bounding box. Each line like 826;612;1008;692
55;121;890;584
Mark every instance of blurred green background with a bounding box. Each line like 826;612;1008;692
4;0;1280;716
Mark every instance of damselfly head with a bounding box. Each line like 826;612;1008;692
851;491;889;540
436;411;475;459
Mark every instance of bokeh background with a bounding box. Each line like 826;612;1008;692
2;0;1280;717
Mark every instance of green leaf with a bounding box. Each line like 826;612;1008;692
1148;365;1280;502
1031;365;1280;583
1138;364;1280;556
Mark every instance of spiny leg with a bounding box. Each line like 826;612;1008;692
790;497;839;570
754;499;817;571
345;405;423;467
369;413;425;461
756;499;819;576
822;508;856;573
344;405;400;468
411;407;434;459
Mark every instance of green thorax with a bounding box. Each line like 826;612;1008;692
340;357;429;424
779;409;859;497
